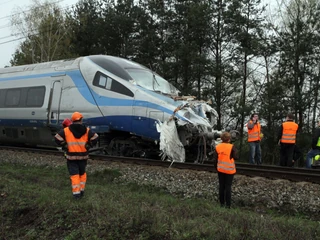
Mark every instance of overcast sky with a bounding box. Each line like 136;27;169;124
0;0;277;69
0;0;79;68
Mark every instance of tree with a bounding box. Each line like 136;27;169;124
273;0;320;130
66;0;104;57
225;0;269;156
10;0;73;65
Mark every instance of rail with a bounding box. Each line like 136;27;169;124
1;145;319;184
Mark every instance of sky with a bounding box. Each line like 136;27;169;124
0;0;277;69
0;0;79;68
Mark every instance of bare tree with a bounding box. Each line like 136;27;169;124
10;0;71;64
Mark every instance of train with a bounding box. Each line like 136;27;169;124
0;55;228;162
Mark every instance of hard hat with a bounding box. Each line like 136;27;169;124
71;112;83;122
315;155;320;161
62;118;72;128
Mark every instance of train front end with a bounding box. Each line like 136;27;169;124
126;67;221;163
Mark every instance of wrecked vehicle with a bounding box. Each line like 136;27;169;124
0;55;228;162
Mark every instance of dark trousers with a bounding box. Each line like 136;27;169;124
67;160;87;175
67;160;88;196
218;172;234;207
280;143;295;167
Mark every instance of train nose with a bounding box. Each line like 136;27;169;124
179;109;212;128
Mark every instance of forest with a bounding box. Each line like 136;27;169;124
7;0;320;164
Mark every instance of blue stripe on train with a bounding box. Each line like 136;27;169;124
0;115;160;140
1;70;187;122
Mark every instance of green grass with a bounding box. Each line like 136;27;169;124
0;162;319;240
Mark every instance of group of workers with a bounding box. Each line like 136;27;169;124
55;111;318;207
247;112;319;168
212;112;320;209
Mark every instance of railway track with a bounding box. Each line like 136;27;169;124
1;145;320;184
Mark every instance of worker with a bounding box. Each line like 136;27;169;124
212;132;238;208
54;112;99;199
305;118;320;168
247;113;262;165
60;118;72;158
62;118;72;128
278;112;298;167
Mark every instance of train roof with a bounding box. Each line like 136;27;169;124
0;58;80;75
87;55;149;81
0;55;150;79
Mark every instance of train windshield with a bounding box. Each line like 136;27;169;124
126;69;180;96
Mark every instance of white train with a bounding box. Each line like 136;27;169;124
0;55;222;162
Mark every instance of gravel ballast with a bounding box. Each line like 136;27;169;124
1;150;319;219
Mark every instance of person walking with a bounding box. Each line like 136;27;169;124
278;112;298;167
247;113;262;164
55;112;99;199
213;132;238;208
305;118;320;168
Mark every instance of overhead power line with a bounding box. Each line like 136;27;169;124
0;36;25;44
0;2;76;45
0;0;64;21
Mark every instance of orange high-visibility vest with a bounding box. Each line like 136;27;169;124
64;127;89;160
216;143;236;174
247;121;261;142
281;121;298;144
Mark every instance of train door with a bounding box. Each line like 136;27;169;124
132;90;148;137
47;80;62;126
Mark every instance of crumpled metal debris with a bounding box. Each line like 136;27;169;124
156;119;185;163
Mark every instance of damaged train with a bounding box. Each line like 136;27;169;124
0;55;231;162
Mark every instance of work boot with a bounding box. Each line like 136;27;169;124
73;194;81;200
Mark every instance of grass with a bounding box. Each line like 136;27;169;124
0;162;319;240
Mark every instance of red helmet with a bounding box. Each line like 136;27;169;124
71;112;83;122
62;118;72;128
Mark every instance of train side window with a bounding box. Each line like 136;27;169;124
5;89;21;107
0;90;5;107
26;87;45;107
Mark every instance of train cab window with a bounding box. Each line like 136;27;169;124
26;87;45;107
98;76;107;87
97;75;112;90
93;72;133;97
5;89;20;106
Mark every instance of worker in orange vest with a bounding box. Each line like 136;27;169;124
305;118;320;168
62;118;72;128
278;112;299;167
55;112;99;199
212;132;238;208
246;113;262;165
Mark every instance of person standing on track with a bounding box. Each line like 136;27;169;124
55;112;99;199
212;132;238;208
278;112;299;167
246;113;262;165
305;118;320;168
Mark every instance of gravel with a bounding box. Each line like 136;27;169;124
1;150;319;219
